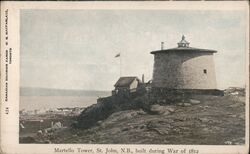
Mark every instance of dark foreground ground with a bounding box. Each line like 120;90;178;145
20;94;245;145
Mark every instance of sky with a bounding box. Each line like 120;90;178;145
20;9;247;91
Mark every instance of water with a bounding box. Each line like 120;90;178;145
20;96;99;110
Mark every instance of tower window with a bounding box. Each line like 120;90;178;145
203;69;207;74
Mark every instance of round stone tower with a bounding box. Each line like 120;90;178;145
151;35;217;90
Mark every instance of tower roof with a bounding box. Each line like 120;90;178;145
178;35;190;47
151;35;217;54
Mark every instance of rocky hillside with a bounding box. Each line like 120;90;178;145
74;92;148;129
36;89;245;145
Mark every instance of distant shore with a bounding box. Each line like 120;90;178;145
20;95;99;110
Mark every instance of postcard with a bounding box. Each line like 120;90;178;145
0;1;249;154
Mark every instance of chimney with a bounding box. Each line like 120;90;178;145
142;74;145;83
161;42;164;50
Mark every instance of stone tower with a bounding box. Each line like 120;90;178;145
151;35;217;90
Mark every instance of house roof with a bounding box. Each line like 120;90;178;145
114;77;140;87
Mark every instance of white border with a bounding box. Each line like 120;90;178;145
0;1;249;154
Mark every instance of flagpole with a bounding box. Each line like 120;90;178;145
115;52;121;77
120;53;121;77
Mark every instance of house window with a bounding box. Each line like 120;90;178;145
203;69;207;74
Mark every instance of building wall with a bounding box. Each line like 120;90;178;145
129;79;138;90
152;51;217;89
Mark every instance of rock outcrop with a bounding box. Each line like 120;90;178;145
75;94;149;129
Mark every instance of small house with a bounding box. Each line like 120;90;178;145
113;76;141;95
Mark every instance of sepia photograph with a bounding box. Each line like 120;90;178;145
18;8;247;145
